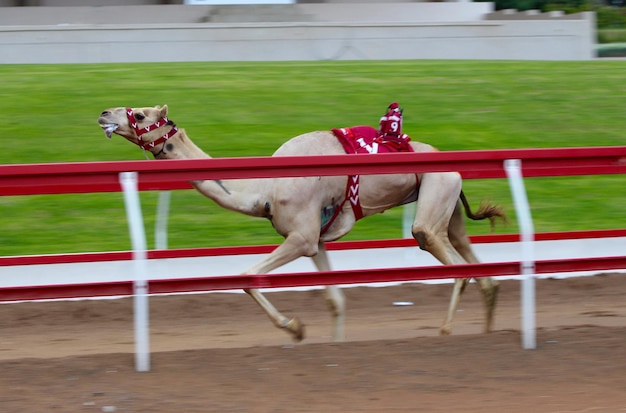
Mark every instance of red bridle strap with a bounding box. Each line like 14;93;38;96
126;108;179;150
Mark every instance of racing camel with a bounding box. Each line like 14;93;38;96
98;104;505;342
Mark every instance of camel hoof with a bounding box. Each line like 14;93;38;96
286;317;305;342
439;326;451;336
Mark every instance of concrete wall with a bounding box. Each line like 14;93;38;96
0;0;462;6
0;3;596;63
0;0;179;6
0;3;492;24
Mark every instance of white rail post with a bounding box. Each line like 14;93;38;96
504;159;536;350
402;203;416;239
119;172;151;372
155;191;171;250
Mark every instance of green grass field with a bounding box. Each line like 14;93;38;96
1;60;625;256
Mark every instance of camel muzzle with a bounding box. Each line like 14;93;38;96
99;122;118;139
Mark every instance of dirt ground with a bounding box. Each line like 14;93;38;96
0;273;625;413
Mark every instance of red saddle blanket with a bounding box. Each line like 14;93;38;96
319;126;414;234
331;126;413;155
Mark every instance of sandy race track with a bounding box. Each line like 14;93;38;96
0;274;625;412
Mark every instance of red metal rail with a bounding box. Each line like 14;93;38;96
1;146;624;302
2;229;626;267
1;255;624;302
1;146;625;196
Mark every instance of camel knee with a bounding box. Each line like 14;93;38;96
413;228;433;251
413;227;447;253
287;232;319;257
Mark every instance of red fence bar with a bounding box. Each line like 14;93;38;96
1;146;625;303
1;255;624;302
148;256;626;293
2;228;625;267
2;146;626;196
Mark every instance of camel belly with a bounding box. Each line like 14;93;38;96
357;173;419;215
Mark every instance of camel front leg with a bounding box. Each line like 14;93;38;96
242;231;318;342
244;289;305;341
311;242;346;342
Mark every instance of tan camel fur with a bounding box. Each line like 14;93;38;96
98;105;505;342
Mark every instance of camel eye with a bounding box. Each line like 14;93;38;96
135;113;145;121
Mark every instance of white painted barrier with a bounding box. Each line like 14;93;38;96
0;3;595;63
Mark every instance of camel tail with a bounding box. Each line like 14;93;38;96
459;190;507;229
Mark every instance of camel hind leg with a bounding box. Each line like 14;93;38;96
448;199;499;333
411;172;490;335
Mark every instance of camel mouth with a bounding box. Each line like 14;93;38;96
100;123;119;139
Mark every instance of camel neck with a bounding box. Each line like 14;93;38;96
152;129;210;160
151;129;268;219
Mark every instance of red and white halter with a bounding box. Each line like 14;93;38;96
126;108;178;150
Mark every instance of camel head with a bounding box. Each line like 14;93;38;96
97;105;177;150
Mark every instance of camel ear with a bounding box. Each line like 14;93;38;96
159;104;168;118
